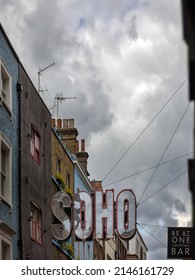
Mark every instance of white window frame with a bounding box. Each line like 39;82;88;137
0;58;12;111
0;234;12;260
0;134;12;206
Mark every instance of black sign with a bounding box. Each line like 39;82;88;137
167;227;192;259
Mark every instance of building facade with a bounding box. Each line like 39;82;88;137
0;23;20;259
54;118;94;259
19;63;52;260
73;156;94;260
51;126;74;259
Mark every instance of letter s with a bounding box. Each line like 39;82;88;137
51;191;72;240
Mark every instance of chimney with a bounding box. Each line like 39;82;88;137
81;139;85;151
76;139;89;176
55;118;78;155
90;180;103;191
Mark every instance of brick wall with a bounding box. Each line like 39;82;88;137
51;129;74;193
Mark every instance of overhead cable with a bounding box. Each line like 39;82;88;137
138;102;190;205
102;78;188;182
137;223;167;248
103;151;193;187
137;169;188;207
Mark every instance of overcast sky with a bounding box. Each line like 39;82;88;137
0;0;194;260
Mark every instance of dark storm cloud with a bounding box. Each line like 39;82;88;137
21;0;72;65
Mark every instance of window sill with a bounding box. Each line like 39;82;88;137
0;195;12;208
31;237;43;247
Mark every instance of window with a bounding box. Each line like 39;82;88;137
1;238;11;259
66;171;70;188
0;235;12;260
136;238;139;256
0;59;12;110
140;246;143;260
0;134;12;204
30;202;43;246
77;240;80;259
0;222;13;260
56;158;61;173
30;125;41;165
87;244;90;260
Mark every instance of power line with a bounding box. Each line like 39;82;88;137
137;222;169;229
22;226;51;256
103;151;193;187
138;102;190;205
137;169;188;207
102;78;188;182
137;223;167;248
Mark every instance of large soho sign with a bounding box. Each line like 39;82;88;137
51;189;136;241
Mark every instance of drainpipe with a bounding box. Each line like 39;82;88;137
17;78;23;260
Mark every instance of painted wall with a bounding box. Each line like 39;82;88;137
128;229;147;259
0;25;20;259
19;63;52;260
105;239;116;260
74;161;94;260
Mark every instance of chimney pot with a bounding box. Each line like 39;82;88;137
57;119;62;129
63;119;68;128
76;140;79;152
81;139;85;151
69;119;74;128
51;119;56;128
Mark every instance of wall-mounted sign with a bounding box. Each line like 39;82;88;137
167;227;192;259
51;189;137;241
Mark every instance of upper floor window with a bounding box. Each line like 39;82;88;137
0;134;12;205
30;125;40;165
30;202;43;246
0;59;12;110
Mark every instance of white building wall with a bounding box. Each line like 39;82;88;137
105;239;115;260
128;230;147;259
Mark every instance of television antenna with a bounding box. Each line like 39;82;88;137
38;62;55;94
50;92;76;119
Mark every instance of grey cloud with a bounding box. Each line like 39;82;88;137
60;84;114;140
126;15;138;40
22;0;68;65
174;199;186;213
0;0;15;10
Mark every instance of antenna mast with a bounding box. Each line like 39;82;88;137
50;92;76;119
38;62;55;94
